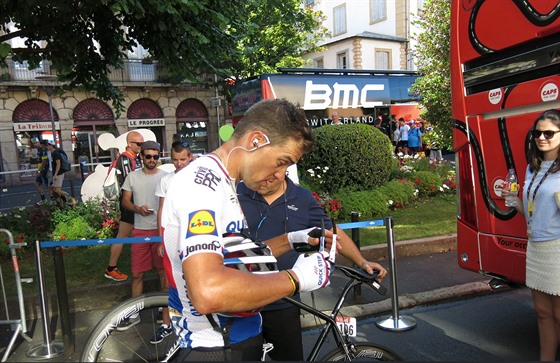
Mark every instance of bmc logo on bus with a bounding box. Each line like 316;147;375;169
303;80;386;110
540;83;558;102
488;88;503;105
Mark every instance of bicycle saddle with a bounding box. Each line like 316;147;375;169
336;265;387;295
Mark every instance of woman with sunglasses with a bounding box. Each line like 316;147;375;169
505;109;560;361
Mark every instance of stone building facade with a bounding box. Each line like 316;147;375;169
0;67;227;187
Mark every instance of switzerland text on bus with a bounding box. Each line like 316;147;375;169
231;68;421;128
451;0;560;284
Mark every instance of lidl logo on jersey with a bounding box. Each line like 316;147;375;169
187;210;218;237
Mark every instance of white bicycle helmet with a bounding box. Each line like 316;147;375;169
219;234;278;317
222;235;278;274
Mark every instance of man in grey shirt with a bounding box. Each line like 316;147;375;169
117;140;168;331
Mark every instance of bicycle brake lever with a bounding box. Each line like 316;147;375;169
319;219;325;253
329;218;337;264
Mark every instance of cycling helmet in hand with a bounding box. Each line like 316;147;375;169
219;234;278;317
222;235;277;273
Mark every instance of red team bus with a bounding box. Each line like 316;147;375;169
451;0;560;285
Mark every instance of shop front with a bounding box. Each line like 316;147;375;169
12;99;60;182
72;99;116;170
176;98;209;154
127;98;165;150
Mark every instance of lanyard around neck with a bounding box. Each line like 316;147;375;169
526;160;557;216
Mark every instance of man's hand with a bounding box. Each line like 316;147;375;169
287;227;318;249
290;251;331;292
287;228;341;254
358;260;388;282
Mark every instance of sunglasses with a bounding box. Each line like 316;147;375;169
530;130;560;140
131;141;144;147
143;154;160;160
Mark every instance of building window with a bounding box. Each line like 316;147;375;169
333;4;346;36
13;60;47;81
375;49;391;69
314;57;324;68
370;0;387;23
337;52;348;69
304;0;315;5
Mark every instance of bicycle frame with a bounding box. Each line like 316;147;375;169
284;265;385;361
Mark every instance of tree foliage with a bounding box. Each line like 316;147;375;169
411;0;452;150
299;124;393;194
0;0;326;112
232;0;328;79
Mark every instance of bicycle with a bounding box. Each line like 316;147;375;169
284;264;402;361
81;264;402;361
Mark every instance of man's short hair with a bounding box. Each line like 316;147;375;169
171;141;192;154
232;99;314;154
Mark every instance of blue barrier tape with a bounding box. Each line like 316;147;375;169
39;220;384;248
41;236;162;248
338;220;385;229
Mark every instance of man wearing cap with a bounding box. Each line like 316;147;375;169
34;139;52;205
116;140;168;331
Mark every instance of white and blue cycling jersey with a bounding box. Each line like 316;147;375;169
161;155;261;349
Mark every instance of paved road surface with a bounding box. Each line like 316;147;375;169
303;287;539;361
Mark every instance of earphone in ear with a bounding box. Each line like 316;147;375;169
252;138;259;148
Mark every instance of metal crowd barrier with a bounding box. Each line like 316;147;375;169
28;214;412;359
0;229;32;362
339;215;416;331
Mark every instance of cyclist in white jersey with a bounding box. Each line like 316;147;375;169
161;99;335;361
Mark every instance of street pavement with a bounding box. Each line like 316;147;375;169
1;239;501;362
302;287;539;361
1;176;83;212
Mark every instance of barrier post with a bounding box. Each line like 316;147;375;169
375;216;416;331
0;229;32;362
350;211;361;298
53;246;73;353
26;240;64;359
69;176;75;198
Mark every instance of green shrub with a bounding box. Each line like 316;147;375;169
334;189;389;220
0;197;120;258
51;197;119;240
390;154;455;180
376;179;417;208
410;171;443;197
299;123;393;194
53;216;96;240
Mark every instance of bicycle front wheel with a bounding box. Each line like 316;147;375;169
321;343;403;361
81;291;179;362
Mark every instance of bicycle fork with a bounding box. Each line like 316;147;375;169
284;278;360;361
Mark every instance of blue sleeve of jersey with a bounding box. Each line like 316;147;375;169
298;187;333;230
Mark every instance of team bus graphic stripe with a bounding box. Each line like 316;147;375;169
468;0;560;55
453;117;515;222
512;0;560;26
498;86;517;172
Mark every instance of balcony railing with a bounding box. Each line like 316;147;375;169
0;58;166;84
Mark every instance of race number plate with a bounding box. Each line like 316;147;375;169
335;315;357;337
